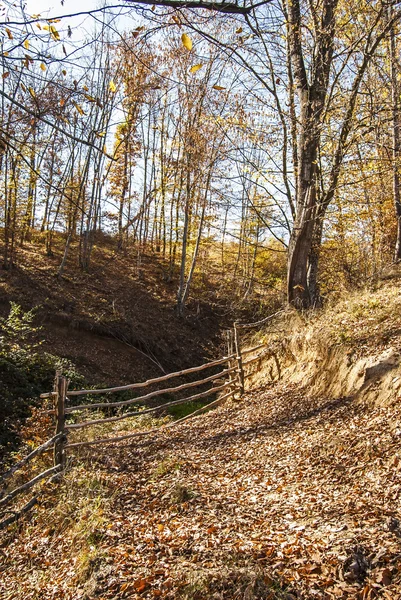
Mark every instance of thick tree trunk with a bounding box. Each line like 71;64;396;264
287;182;316;308
286;0;338;308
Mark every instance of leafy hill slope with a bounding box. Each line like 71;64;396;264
0;237;226;383
1;382;400;599
1;279;401;599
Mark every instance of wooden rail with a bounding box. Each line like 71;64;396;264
0;466;61;509
32;352;243;470
65;380;234;430
41;355;234;399
0;432;64;485
64;366;237;413
66;388;236;449
0;497;38;531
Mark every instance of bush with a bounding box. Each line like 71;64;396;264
0;303;84;457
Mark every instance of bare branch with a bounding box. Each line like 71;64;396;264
122;0;271;15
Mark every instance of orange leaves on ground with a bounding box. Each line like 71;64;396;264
2;382;401;599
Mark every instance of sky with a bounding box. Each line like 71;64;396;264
24;0;139;42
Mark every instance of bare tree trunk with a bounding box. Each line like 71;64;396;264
389;7;401;262
177;169;191;317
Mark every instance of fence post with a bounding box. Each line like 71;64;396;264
225;330;236;399
54;370;67;470
234;323;245;396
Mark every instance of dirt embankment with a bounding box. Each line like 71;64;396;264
249;279;401;408
0;239;228;385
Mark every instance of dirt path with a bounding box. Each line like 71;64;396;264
1;383;401;599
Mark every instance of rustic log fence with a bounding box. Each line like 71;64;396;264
0;311;282;530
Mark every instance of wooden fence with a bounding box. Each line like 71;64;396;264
0;316;280;530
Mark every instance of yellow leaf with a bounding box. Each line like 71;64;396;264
60;98;65;107
50;25;60;40
109;80;116;93
24;39;29;50
62;69;67;76
213;85;226;91
40;62;46;71
84;93;96;102
36;23;42;30
157;524;164;532
42;25;50;31
236;27;243;34
73;102;85;115
181;33;193;51
83;85;88;91
5;28;13;40
190;63;203;73
132;25;145;38
28;87;36;98
2;72;9;79
96;131;106;137
21;83;26;92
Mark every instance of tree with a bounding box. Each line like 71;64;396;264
129;0;401;307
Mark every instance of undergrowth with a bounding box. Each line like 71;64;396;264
0;303;84;458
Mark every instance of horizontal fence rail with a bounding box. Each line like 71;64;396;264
40;355;235;399
0;465;62;509
64;366;237;413
65;379;236;430
0;432;64;485
42;352;243;469
0;497;39;531
66;388;236;450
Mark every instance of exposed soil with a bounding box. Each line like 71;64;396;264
0;236;228;384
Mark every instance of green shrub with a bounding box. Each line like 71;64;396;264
0;303;84;457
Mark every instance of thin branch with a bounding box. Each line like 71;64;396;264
0;89;115;160
0;497;38;531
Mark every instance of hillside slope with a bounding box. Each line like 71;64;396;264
0;237;227;385
1;280;401;599
250;276;401;409
1;382;400;599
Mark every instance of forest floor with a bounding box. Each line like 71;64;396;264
1;381;401;599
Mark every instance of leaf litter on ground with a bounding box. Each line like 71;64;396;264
1;381;400;599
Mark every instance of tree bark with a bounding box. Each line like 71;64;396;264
389;7;401;262
286;0;338;307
